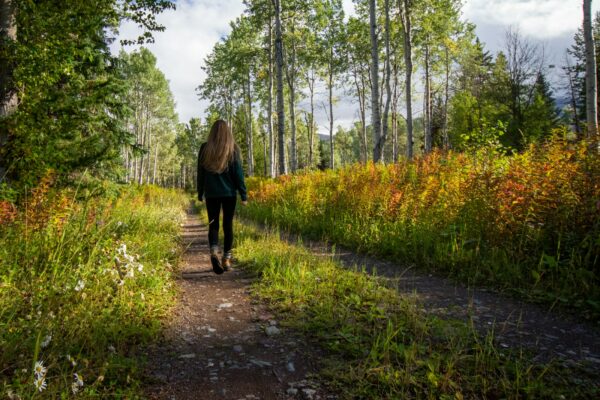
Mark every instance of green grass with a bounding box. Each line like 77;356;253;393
0;184;187;398
234;221;600;399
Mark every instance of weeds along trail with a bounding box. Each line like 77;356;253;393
234;222;600;399
0;181;187;398
241;139;600;320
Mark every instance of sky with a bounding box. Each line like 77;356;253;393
110;0;600;131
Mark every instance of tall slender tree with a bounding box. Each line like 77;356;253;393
273;0;286;174
369;0;382;162
399;0;414;159
584;0;598;137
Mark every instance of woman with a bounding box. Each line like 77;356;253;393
197;120;247;274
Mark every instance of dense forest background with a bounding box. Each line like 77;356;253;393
1;0;599;194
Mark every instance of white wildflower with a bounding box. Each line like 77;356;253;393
140;293;145;301
41;334;52;348
137;263;143;272
66;354;77;367
74;280;85;292
34;361;47;378
108;345;116;353
74;373;84;386
33;376;47;392
125;269;134;279
71;382;80;394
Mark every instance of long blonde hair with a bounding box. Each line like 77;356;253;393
201;120;237;174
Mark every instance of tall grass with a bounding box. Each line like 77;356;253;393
242;139;600;318
235;223;599;399
0;176;187;398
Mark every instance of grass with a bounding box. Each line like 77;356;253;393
241;139;600;319
234;221;600;399
0;180;187;398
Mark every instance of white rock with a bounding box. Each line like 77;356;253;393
218;303;233;308
265;326;281;336
179;353;196;359
287;362;296;372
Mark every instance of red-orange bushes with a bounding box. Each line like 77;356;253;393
243;138;600;315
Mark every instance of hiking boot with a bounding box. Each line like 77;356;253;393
222;252;233;271
210;246;224;275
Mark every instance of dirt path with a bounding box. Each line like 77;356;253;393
143;210;330;400
268;228;600;370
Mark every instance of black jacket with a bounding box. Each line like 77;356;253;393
197;144;247;201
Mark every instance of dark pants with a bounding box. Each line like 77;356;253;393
205;197;237;253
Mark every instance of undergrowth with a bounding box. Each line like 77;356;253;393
241;138;600;319
0;175;187;398
235;222;600;399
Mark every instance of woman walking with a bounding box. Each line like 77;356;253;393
197;120;247;274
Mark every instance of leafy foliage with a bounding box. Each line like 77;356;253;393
242;138;600;318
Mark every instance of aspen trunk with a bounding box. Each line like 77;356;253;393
380;0;392;162
424;42;432;153
369;0;382;162
245;72;254;176
273;0;286;175
400;0;414;159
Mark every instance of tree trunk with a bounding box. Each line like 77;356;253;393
268;15;275;177
352;62;368;164
0;0;17;180
286;21;298;173
424;42;432;153
564;54;582;137
369;0;382;162
273;0;286;175
245;72;254;176
400;0;414;159
328;58;335;169
307;70;316;168
584;0;598;138
392;59;399;162
443;46;450;150
380;0;392;162
152;143;158;184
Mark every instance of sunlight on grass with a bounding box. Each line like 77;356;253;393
241;138;600;319
234;222;599;399
0;181;187;398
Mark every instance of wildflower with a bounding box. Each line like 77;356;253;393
140;293;145;301
34;361;47;378
108;344;116;353
125;269;134;279
41;334;52;348
137;263;144;272
74;280;85;292
73;373;84;392
66;354;77;367
33;376;47;392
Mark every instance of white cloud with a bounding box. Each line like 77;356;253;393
111;0;596;131
111;0;245;123
462;0;600;40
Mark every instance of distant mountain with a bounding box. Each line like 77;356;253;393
318;133;331;142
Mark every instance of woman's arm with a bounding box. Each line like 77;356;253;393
233;157;247;202
197;144;205;201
